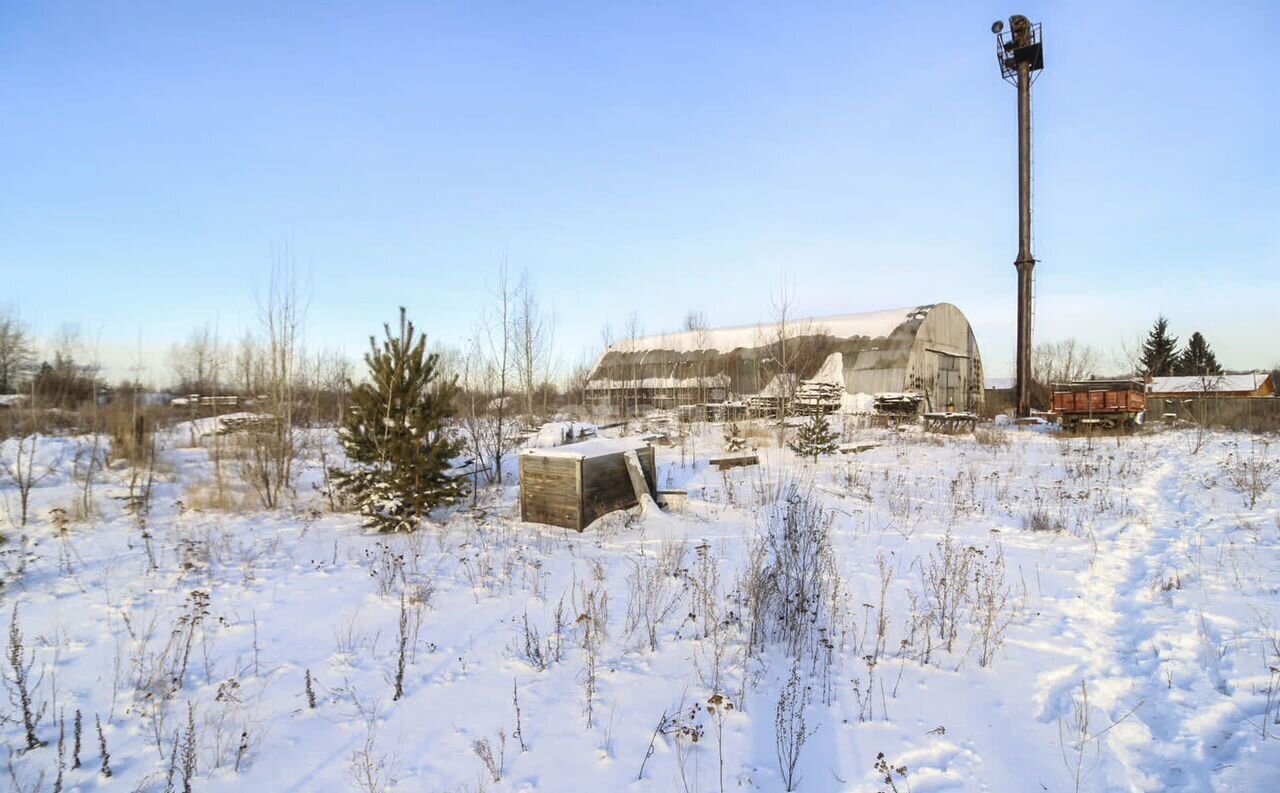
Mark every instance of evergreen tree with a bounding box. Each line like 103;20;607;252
1138;316;1179;377
789;412;839;461
1175;331;1223;379
331;308;466;532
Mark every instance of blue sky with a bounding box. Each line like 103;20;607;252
1;1;1276;383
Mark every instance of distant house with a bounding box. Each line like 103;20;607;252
1147;372;1274;398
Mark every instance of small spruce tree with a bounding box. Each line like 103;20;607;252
1175;331;1223;379
331;308;466;532
1139;316;1179;377
789;412;839;461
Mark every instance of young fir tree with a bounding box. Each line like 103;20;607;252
789;412;839;461
1139;316;1179;377
331;308;465;532
1175;331;1223;379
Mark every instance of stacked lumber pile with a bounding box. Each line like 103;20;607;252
873;393;923;416
793;380;842;415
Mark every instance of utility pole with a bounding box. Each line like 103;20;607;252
992;15;1044;418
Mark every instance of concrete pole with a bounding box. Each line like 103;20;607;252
1014;59;1035;418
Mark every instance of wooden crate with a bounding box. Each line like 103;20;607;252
520;439;656;531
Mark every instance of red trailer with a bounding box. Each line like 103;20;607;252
1051;379;1146;431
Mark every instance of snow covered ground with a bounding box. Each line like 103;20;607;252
2;419;1279;792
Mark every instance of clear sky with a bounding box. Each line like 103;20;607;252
2;1;1277;384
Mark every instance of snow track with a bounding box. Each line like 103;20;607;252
1037;456;1246;791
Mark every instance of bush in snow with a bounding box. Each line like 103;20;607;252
331;308;466;532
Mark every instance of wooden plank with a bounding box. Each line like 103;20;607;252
575;457;584;531
520;454;583;530
622;450;651;505
710;454;758;471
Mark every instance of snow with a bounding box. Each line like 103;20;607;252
170;412;270;440
808;352;845;385
2;420;1279;792
523;435;650;459
608;305;932;355
840;391;876;413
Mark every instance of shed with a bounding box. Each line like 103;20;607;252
519;438;657;531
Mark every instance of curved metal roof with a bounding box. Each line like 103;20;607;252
608;304;937;355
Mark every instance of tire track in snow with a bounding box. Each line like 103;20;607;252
1035;458;1235;792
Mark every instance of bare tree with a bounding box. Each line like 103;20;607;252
169;325;225;394
234;332;267;396
239;258;305;509
538;306;558;417
1;382;61;526
761;276;811;424
623;312;643;418
32;324;98;408
1033;339;1098;387
683;310;711;407
566;351;594;411
513;272;550;422
459;261;520;486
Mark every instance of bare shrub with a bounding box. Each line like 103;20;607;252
96;714;112;778
471;731;506;783
775;662;813;792
873;751;910;792
392;596;408;702
574;568;609;728
305;669;317;709
514;610;554;671
971;543;1017;667
1222;440;1278;510
238;261;304;509
747;483;841;660
623;540;687;652
974;425;1010;451
922;528;977;654
348;695;397;793
4;606;45;750
1;432;60;527
366;541;408;598
1024;506;1066;534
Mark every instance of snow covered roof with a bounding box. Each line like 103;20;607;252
1148;373;1271;394
608;305;935;355
984;377;1015;391
522;437;651;459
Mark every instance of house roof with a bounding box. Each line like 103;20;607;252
1148;373;1271;394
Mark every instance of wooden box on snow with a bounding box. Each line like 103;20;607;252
519;438;656;531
